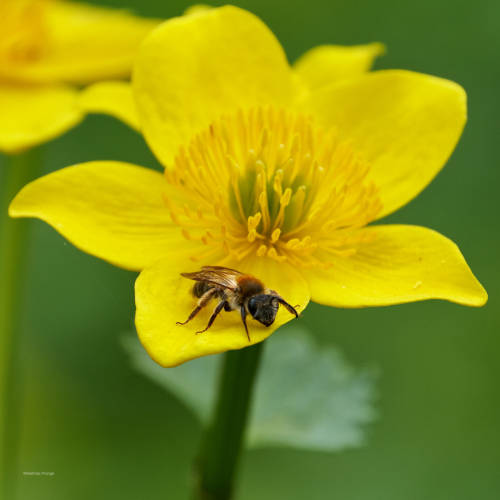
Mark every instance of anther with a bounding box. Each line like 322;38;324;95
271;228;281;243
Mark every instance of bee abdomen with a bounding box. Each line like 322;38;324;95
193;281;213;298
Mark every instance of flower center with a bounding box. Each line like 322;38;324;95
165;107;382;268
0;0;49;67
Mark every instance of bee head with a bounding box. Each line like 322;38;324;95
247;294;279;327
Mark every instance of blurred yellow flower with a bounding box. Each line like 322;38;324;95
0;0;159;153
10;6;487;366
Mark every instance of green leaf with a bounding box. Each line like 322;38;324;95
124;334;217;421
122;326;377;452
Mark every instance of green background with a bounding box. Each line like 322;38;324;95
3;0;500;498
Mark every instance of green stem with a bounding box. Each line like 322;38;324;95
0;148;41;500
195;342;264;500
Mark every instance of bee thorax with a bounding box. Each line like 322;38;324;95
225;294;241;311
237;276;264;297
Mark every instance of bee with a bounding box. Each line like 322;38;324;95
176;265;299;341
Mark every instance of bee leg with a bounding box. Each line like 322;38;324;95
196;300;227;334
176;288;216;326
240;305;251;342
176;306;203;326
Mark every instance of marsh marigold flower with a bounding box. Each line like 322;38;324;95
0;0;159;153
9;6;487;366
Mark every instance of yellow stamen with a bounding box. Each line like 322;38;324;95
271;228;281;243
164;106;382;267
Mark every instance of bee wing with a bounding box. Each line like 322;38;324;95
180;266;243;291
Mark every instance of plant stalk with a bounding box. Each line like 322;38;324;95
0;149;40;500
195;342;264;500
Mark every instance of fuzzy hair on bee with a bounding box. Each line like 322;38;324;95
176;265;299;341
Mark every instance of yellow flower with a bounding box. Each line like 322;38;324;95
80;26;384;131
9;6;487;367
0;0;159;153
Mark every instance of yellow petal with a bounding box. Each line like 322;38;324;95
3;1;160;84
183;4;212;16
133;5;295;167
0;83;82;153
8;161;192;271
136;256;310;367
307;225;487;307
293;43;384;91
79;81;139;131
304;70;467;218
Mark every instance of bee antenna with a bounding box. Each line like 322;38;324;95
277;298;299;318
